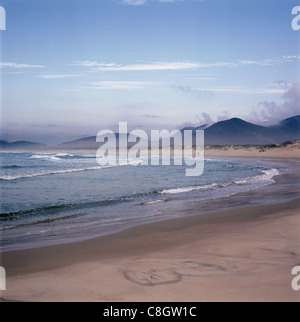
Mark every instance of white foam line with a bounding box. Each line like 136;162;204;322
0;166;104;180
161;183;218;194
233;168;280;185
29;155;61;161
142;199;167;205
160;168;280;195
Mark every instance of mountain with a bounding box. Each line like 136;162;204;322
268;116;300;143
59;116;300;148
0;140;48;151
56;133;142;150
1;116;299;150
205;118;271;145
57;136;98;150
184;116;300;146
181;124;210;131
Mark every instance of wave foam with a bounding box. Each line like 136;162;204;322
29;154;60;161
0;166;104;180
233;168;280;186
161;183;218;194
141;199;168;205
55;153;74;157
160;169;280;195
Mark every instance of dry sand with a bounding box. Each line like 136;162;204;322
205;140;300;159
1;198;300;302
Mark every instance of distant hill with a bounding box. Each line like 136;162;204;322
0;140;48;151
56;136;98;150
268;116;300;143
59;116;300;149
1;116;299;150
204;118;272;145
56;133;143;150
184;116;300;146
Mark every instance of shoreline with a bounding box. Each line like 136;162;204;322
1;140;300;159
1;156;299;301
2;197;300;276
1;198;299;301
0;156;295;253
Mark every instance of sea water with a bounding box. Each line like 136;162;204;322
0;152;285;251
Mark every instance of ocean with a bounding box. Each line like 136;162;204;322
0;152;288;251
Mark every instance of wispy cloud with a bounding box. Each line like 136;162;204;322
174;85;286;95
73;56;300;73
120;0;180;5
176;112;214;129
143;114;160;118
37;74;83;79
191;55;300;68
227;55;300;67
0;62;45;69
83;81;155;90
206;88;286;94
72;61;117;68
121;0;148;5
75;61;200;72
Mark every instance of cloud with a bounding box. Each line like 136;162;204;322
272;80;290;89
173;85;286;95
120;0;179;5
177;111;235;129
194;55;300;68
217;111;231;122
229;56;300;67
121;0;147;4
73;56;300;73
252;83;300;124
207;88;285;94
37;74;83;79
72;61;117;68
75;61;201;72
176;112;214;129
83;81;155;90
0;62;45;68
143;114;159;118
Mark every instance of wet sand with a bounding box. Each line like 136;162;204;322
1;199;300;302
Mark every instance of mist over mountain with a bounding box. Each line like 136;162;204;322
203;116;300;145
56;133;143;150
0;116;299;150
180;124;210;132
56;136;98;150
0;140;48;151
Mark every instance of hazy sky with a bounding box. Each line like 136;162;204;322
0;0;299;144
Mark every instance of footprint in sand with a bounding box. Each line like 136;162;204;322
122;259;229;286
123;268;182;286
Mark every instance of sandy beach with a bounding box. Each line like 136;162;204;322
1;0;299;304
1;153;300;302
205;140;300;159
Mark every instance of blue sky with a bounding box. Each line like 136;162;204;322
0;0;299;144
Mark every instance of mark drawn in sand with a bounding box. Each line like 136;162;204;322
122;260;227;286
123;268;181;286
